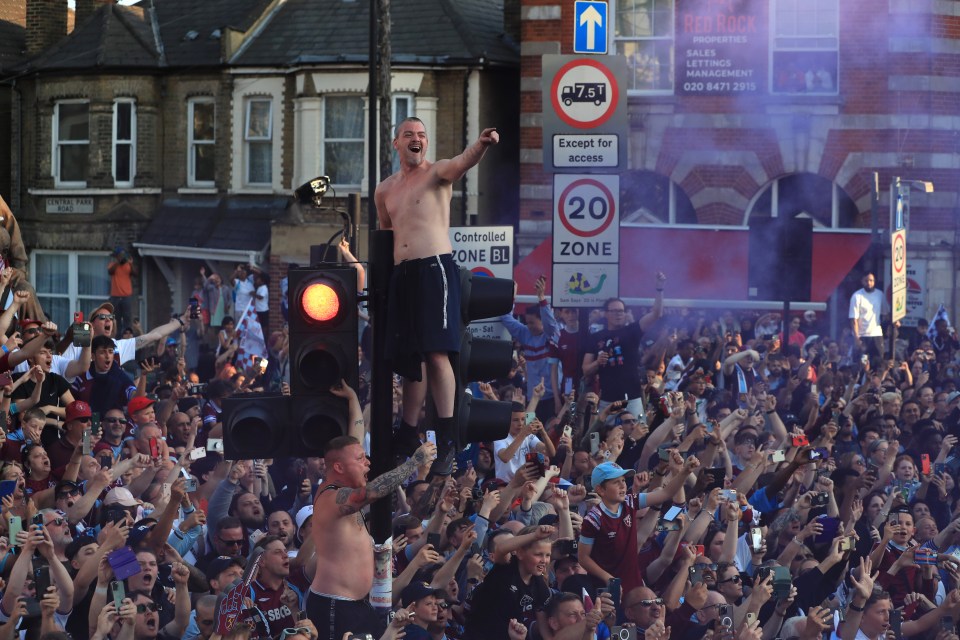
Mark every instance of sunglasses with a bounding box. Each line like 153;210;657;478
636;598;664;607
45;518;66;526
57;489;80;498
718;575;742;584
279;628;311;639
218;537;243;547
102;417;124;424
136;603;159;613
93;314;116;321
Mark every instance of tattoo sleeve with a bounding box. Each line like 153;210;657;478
335;456;419;517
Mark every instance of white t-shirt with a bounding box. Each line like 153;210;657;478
849;288;885;338
235;277;255;314
493;433;542;482
59;337;137;380
14;354;70;377
254;284;269;313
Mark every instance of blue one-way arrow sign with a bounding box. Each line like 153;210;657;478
574;1;607;54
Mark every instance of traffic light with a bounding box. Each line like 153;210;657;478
222;266;360;460
448;270;515;448
287;266;359;455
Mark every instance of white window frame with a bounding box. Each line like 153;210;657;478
390;93;415;173
187;97;216;187
52;100;90;188
770;0;840;95
321;95;365;189
30;250;112;329
112;98;137;188
244;98;273;187
611;0;675;95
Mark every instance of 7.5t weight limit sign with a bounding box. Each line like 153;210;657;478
552;174;619;264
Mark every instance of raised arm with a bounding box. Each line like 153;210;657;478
331;443;436;516
434;128;499;184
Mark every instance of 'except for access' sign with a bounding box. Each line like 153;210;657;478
552;174;619;264
552;134;618;168
541;55;627;171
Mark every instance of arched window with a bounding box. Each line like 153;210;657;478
621;170;697;224
745;173;858;228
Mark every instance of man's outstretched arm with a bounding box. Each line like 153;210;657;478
334;442;436;516
435;128;499;183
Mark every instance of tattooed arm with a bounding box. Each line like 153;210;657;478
334;442;437;516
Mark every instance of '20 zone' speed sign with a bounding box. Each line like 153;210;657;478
552;174;619;264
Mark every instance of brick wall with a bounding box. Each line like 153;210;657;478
518;0;960;241
25;0;65;55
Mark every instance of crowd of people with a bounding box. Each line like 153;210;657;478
0;121;958;640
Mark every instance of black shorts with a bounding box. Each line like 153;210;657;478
305;591;386;639
385;254;461;380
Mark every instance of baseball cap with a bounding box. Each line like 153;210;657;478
947;391;960;405
127;396;155;416
65;531;98;561
295;505;314;530
104;487;139;507
400;582;444;608
19;318;42;330
55;480;82;497
90;302;115;318
128;520;157;548
591;461;635;488
65;401;92;423
204;556;246;583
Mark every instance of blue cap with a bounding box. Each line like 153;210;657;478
591;461;635;487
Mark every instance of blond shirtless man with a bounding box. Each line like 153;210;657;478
306;435;436;637
375;117;499;456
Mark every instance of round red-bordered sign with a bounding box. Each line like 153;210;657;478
558;178;616;237
550;58;619;129
893;232;906;274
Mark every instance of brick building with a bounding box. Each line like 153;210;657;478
515;0;960;328
3;0;519;332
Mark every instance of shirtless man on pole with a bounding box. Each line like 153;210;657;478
375;117;500;456
306;437;437;638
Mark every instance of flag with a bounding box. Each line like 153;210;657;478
235;299;267;365
927;304;949;340
215;548;265;635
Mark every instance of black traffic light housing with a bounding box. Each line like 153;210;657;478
223;265;359;459
448;270;515;448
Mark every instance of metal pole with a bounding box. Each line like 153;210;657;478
367;0;379;233
368;231;394;543
870;171;880;281
348;193;361;257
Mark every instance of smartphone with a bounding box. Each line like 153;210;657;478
689;565;704;585
426;430;437;446
720;489;738;501
746;612;757;627
189;447;206;460
934;462;947;476
149;437;159;459
704;468;725;492
0;481;17;500
941;616;955;633
33;564;51;599
607;577;621;608
82;429;92;456
257;358;268;374
694;544;704;556
426;533;441;550
656;520;682;532
525;412;536;425
208;438;224;453
8;516;21;547
188;383;207;396
921;454;931;475
610;626;637;640
769;450;785;463
72;320;92;348
750;527;763;552
589;432;600;455
814;516;841;543
32;513;43;529
90;412;101;436
563;425;572;439
189;297;200;319
183;477;198;493
110;580;126;611
889;608;902;638
839;536;855;552
792;434;809;447
663;505;683;522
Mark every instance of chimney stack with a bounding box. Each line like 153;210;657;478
75;0;114;31
26;0;67;55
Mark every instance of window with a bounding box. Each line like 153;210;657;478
113;99;137;187
53;101;89;187
391;94;414;173
771;0;839;94
614;0;674;92
747;174;857;228
244;99;273;185
31;252;111;329
322;96;364;187
188;98;216;186
620;171;697;224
